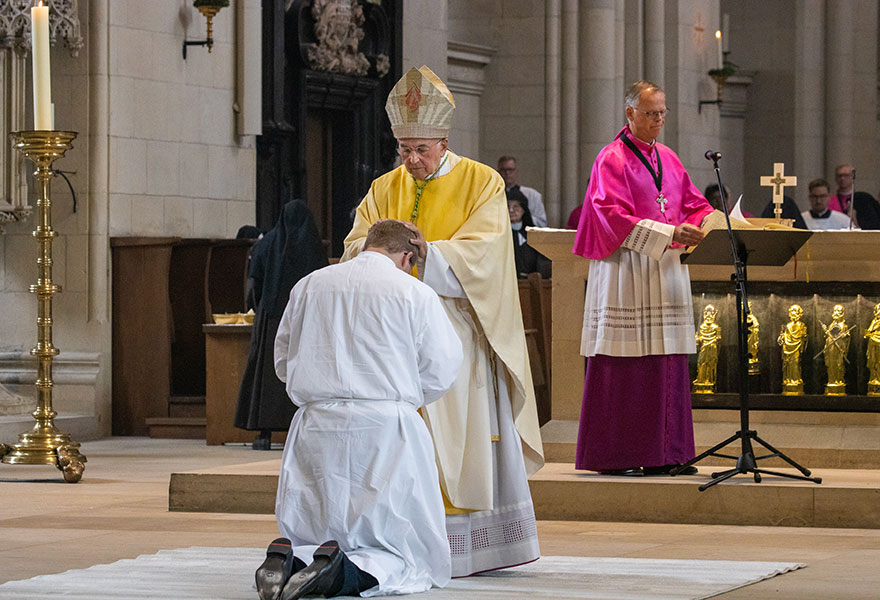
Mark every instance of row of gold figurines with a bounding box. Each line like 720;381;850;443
693;302;880;396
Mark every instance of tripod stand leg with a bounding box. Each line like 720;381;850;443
672;432;740;475
709;467;738;479
699;467;741;491
753;468;822;484
752;433;813;476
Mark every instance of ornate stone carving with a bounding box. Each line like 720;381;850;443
0;0;83;56
307;0;371;76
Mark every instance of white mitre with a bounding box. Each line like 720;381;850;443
385;65;455;139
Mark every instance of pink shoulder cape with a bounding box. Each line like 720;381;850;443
572;126;714;260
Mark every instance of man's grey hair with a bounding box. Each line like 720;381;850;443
625;80;664;109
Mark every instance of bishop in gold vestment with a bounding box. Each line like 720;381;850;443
342;66;543;577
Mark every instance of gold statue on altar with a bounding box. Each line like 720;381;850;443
778;304;807;395
866;303;880;396
694;305;721;393
821;304;851;396
747;301;760;374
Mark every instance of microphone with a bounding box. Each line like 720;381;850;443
705;150;722;161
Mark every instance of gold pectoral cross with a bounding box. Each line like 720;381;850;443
657;192;667;214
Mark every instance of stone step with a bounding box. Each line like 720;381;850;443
529;462;880;529
169;395;206;419
146;417;206;439
167;458;880;529
541;410;880;468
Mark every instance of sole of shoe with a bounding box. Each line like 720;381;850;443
256;538;292;600
280;541;341;600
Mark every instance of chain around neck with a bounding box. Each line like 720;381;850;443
410;152;449;224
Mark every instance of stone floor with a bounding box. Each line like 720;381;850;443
1;438;878;599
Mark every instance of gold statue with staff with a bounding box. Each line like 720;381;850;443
778;304;807;395
694;305;722;393
814;304;853;396
746;301;760;374
866;303;880;396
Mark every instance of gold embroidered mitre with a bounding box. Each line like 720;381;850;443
385;65;455;139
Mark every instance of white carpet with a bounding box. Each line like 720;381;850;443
0;547;804;600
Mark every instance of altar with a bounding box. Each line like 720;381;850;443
528;228;880;428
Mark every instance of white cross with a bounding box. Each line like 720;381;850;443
760;163;798;221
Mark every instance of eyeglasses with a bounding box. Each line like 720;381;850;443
397;140;441;158
635;108;669;119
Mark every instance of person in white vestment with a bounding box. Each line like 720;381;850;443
255;220;463;600
801;178;856;230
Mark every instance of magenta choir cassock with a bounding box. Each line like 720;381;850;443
572;125;714;472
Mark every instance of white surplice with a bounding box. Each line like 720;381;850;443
580;219;697;358
273;251;463;596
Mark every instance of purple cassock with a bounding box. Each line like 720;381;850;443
572;126;714;472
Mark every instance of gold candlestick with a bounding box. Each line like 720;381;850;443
0;130;86;483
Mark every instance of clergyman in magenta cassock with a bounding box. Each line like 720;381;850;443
572;81;714;475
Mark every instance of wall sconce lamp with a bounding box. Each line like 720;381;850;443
699;60;736;113
182;0;229;60
699;72;728;113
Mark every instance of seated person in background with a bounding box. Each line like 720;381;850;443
567;204;583;229
854;191;880;230
801;178;855;230
829;163;854;214
498;155;548;226
257;220;463;600
508;188;552;279
759;195;808;230
703;183;753;217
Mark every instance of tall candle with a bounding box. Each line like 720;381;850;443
715;30;723;70
31;1;52;130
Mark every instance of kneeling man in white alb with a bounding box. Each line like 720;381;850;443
255;219;463;600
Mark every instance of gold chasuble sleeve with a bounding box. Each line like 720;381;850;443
342;155;544;511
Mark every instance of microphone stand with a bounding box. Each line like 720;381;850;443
671;154;822;491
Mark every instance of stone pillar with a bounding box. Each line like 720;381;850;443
793;0;825;212
623;0;644;86
544;0;562;226
403;0;449;80
560;0;580;221
446;41;495;160
719;72;754;209
643;0;665;88
825;0;855;175
825;0;878;194
578;1;618;196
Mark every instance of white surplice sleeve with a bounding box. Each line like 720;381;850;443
416;291;464;406
620;218;675;261
422;243;467;298
274;287;302;387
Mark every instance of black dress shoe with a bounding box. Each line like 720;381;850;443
256;538;292;600
599;467;644;476
280;540;345;600
253;430;272;451
644;464;699;476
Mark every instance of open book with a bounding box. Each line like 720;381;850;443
701;209;796;232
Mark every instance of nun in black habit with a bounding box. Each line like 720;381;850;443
235;199;329;449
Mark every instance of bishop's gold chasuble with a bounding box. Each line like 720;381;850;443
343;153;543;511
